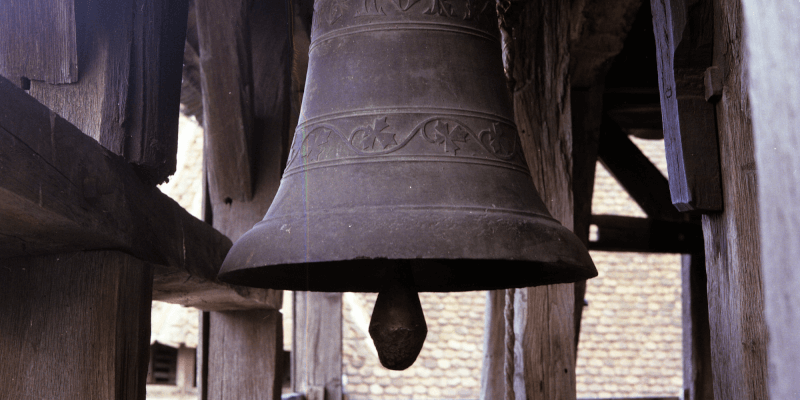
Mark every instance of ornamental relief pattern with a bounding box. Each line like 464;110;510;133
286;115;523;171
312;0;496;35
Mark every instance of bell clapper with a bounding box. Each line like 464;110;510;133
368;265;428;370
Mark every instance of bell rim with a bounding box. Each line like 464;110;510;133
218;207;597;292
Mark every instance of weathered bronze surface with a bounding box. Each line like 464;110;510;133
219;0;597;292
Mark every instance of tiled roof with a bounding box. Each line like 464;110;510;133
342;292;486;399
578;138;682;398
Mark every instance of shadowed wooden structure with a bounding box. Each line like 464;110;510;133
1;0;799;399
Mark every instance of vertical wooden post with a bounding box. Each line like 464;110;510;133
207;310;284;400
699;1;769;399
480;290;506;400
570;86;604;350
293;292;343;400
741;0;800;398
4;0;190;184
682;254;714;400
510;1;577;398
0;251;152;400
195;1;293;399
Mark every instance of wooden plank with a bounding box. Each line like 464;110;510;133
118;0;190;183
509;1;576;398
0;75;277;311
0;0;78;84
293;292;343;400
742;0;800;398
598;117;684;221
195;0;255;203
24;0;188;184
698;0;769;398
682;253;714;400
650;0;722;212
0;251;152;400
588;215;703;253
207;310;283;400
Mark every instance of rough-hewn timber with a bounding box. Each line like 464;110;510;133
0;251;152;400
651;0;722;212
700;0;769;398
0;0;78;84
22;0;188;184
0;75;277;312
741;0;800;398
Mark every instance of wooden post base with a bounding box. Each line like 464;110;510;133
0;251;153;400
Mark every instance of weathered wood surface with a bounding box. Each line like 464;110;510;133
0;76;279;311
568;0;641;88
197;311;211;400
598;118;684;221
206;310;283;400
509;1;576;398
651;0;722;212
698;0;769;398
0;0;78;84
682;253;714;400
196;0;256;203
293;292;343;400
589;215;703;253
193;2;293;398
22;0;188;184
741;0;800;398
200;0;294;243
480;290;506;400
0;251;152;400
480;0;642;397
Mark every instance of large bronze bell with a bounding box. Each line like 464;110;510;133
219;0;597;369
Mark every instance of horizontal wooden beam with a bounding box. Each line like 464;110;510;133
588;214;703;254
0;76;278;311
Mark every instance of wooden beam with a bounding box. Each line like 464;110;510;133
570;85;603;351
207;310;284;400
480;290;506;400
0;251;152;400
0;75;277;311
195;0;255;203
598;117;685;221
194;1;293;398
682;253;714;400
292;292;343;400
651;0;723;212
20;0;189;184
0;0;78;84
588;215;703;254
698;0;769;398
509;1;576;398
741;0;800;398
